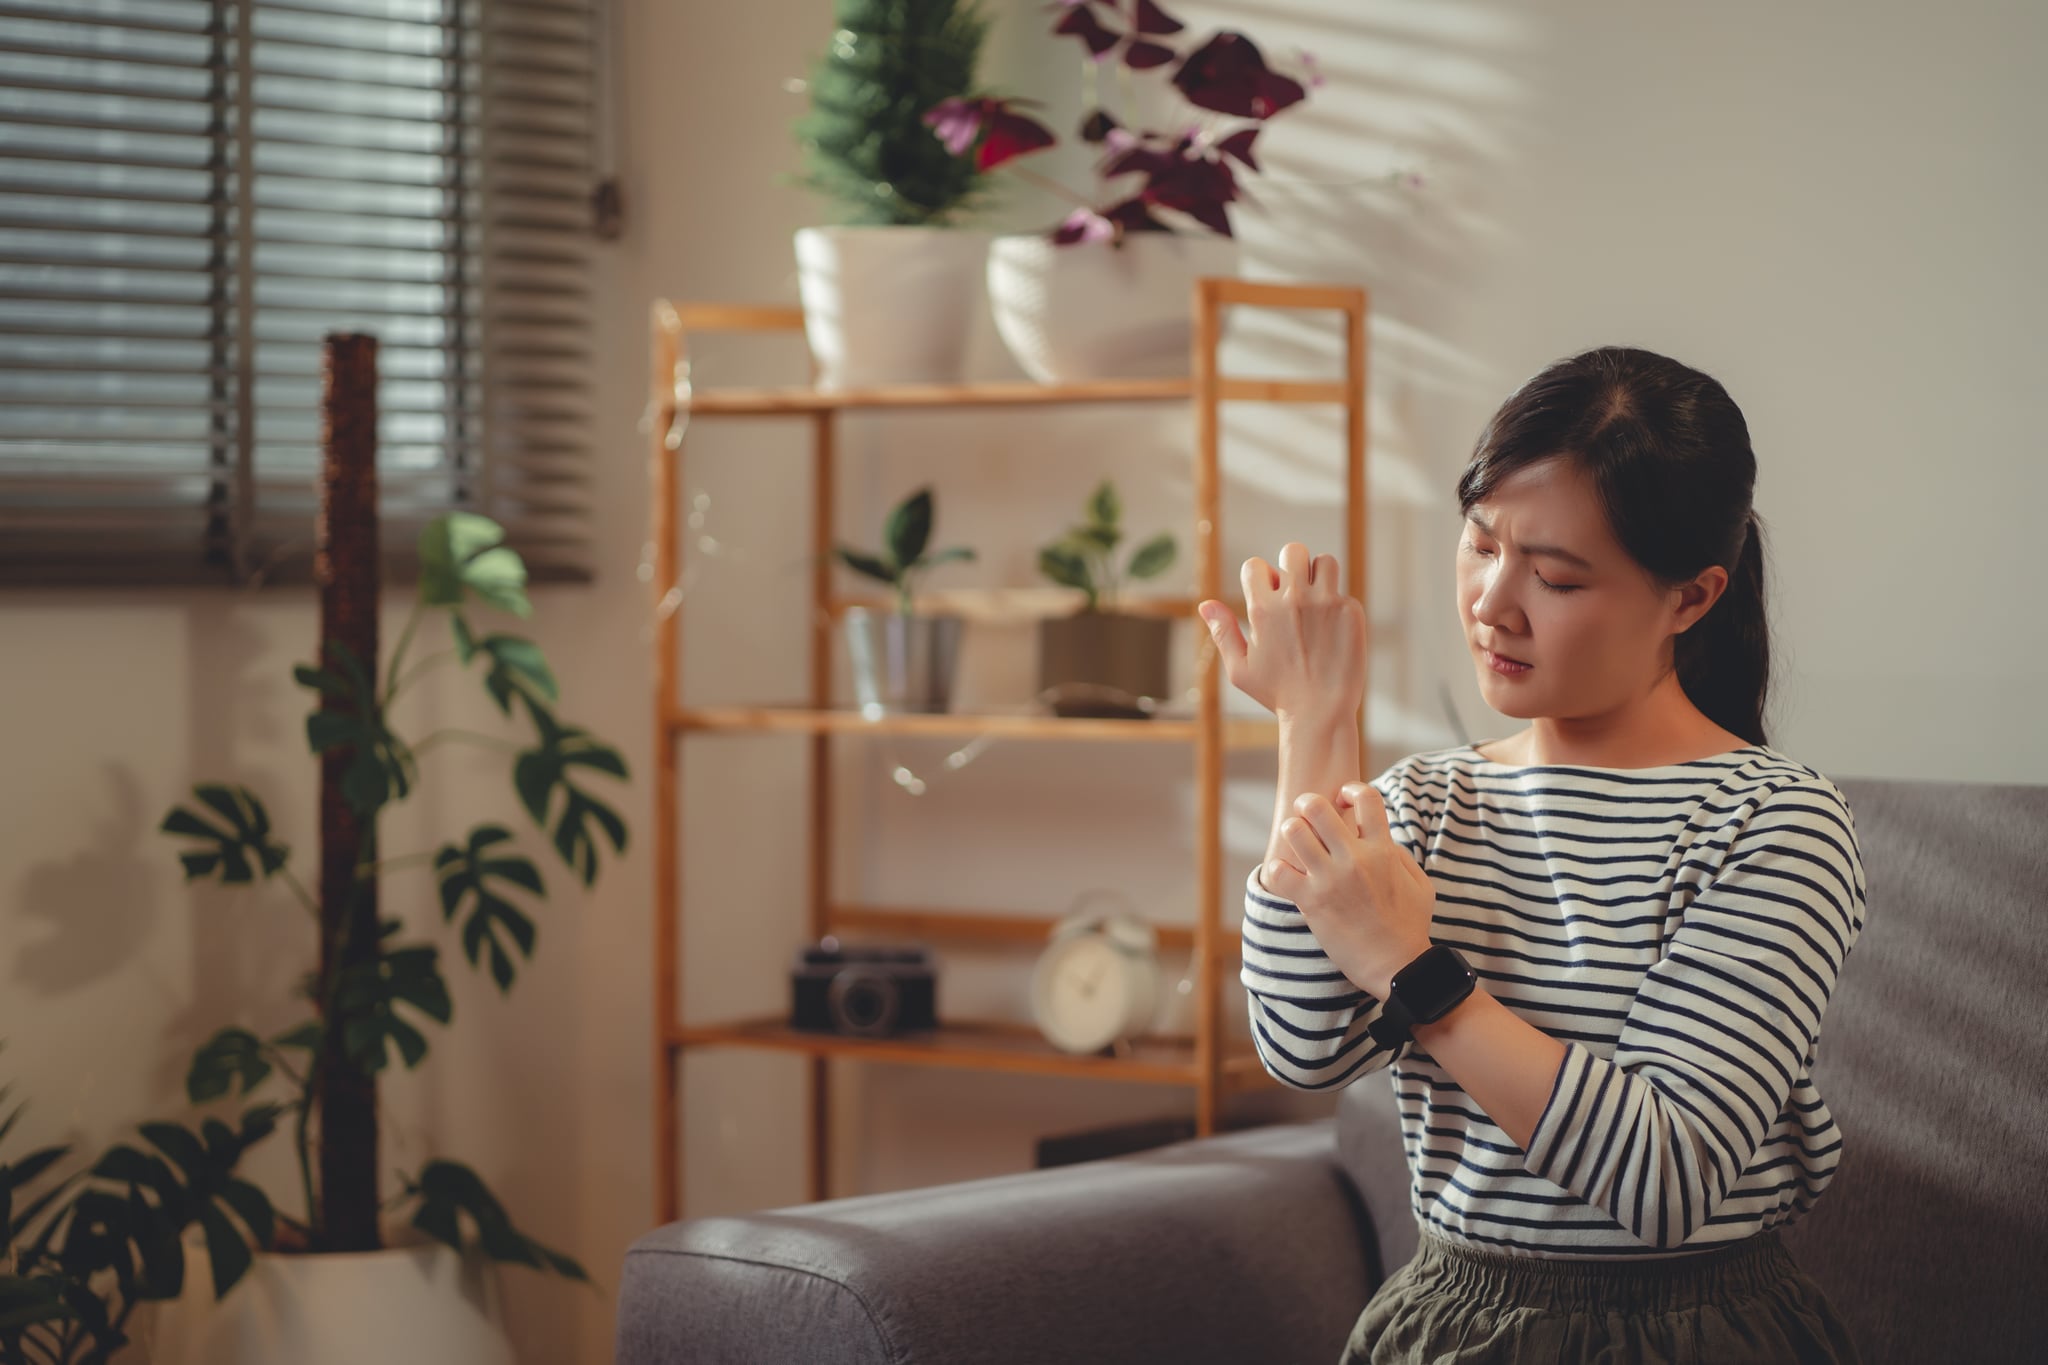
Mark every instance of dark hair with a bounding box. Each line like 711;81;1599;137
1455;346;1771;745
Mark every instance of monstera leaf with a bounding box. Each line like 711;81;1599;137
451;616;559;717
0;1273;75;1337
185;1028;271;1105
185;1021;320;1106
297;639;418;817
160;784;290;884
74;1107;278;1303
2;1076;76;1256
434;826;542;992
420;513;531;619
406;1159;586;1281
512;703;628;887
336;925;452;1073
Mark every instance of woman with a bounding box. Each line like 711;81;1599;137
1197;346;1867;1363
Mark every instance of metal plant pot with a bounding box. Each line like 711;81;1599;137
1037;610;1173;719
843;607;964;715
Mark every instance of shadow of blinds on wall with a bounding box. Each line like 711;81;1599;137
0;0;596;587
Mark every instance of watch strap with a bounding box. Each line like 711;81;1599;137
1366;991;1415;1049
1368;943;1476;1049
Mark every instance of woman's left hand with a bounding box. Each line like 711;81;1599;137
1265;782;1439;1000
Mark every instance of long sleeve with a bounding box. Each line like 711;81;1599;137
1517;778;1868;1249
1239;762;1430;1090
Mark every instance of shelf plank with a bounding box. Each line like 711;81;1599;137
827;588;1250;625
668;704;1279;749
1215;377;1349;404
829;903;1242;959
670;1014;1236;1085
680;377;1193;414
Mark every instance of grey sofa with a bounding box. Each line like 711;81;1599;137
615;776;2048;1364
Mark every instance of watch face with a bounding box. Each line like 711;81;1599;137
1393;946;1475;1021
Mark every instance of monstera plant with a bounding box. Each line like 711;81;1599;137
156;508;627;1288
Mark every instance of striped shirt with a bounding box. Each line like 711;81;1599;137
1240;741;1868;1260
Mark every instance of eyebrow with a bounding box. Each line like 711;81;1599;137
1465;512;1596;571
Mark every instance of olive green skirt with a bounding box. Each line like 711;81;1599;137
1339;1223;1864;1365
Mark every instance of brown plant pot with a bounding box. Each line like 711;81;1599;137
1037;611;1173;719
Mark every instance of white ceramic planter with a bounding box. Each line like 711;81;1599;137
146;1233;515;1365
986;231;1241;383
793;225;992;389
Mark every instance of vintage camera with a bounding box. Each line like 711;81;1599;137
790;938;937;1038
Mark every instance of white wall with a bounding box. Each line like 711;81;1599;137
2;2;2039;1361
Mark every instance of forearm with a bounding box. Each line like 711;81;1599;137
1267;709;1361;868
1405;983;1568;1154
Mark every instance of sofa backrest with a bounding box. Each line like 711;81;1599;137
1335;774;2048;1364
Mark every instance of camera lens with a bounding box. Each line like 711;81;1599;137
828;967;901;1037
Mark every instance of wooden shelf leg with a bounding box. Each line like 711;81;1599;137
808;407;837;1203
1193;276;1224;1138
650;300;685;1224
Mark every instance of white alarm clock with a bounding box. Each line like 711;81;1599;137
1030;895;1161;1055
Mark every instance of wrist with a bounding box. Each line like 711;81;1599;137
1276;709;1356;745
1409;978;1486;1043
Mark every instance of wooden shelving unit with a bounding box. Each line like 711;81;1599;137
647;278;1370;1223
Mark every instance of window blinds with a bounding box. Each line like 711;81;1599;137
0;0;596;587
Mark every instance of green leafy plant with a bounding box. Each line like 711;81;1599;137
1;1045;276;1365
1037;479;1176;611
833;485;977;615
157;511;625;1286
788;0;1000;226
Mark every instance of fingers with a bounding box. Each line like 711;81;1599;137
1261;856;1305;897
1337;781;1391;839
1241;554;1279;606
1279;814;1328;872
1197;598;1247;663
1277;541;1311;590
1293;791;1356;855
1254;544;1341;599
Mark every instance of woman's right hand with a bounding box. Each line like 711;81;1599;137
1197;542;1367;723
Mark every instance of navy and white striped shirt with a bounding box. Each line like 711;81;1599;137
1241;741;1867;1260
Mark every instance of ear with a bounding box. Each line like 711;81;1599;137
1671;565;1728;635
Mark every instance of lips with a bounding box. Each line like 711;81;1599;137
1483;646;1531;667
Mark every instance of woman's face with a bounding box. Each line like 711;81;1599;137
1456;455;1723;720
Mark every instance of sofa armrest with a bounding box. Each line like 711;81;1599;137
615;1117;1376;1365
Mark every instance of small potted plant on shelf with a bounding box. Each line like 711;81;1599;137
1036;478;1177;719
922;0;1320;382
785;0;1000;389
834;485;977;715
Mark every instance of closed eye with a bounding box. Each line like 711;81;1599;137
1469;543;1580;594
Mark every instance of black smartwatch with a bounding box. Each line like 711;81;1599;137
1366;944;1477;1048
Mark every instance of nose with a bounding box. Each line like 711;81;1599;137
1469;561;1522;632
